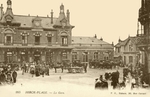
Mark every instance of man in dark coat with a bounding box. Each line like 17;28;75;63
116;70;120;84
12;70;17;83
111;72;118;89
0;71;6;84
84;63;88;73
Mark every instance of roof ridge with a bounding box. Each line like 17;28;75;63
72;36;94;38
14;14;58;19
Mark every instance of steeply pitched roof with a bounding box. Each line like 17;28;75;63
115;36;139;47
0;14;58;28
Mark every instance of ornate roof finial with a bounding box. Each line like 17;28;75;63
118;37;121;42
60;3;64;13
7;0;12;8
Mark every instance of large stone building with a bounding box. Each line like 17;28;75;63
72;36;114;63
0;0;74;64
137;0;150;84
0;0;114;65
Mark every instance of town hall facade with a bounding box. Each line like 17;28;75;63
0;0;114;65
0;0;74;64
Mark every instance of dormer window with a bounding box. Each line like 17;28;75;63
61;18;67;28
5;15;13;24
62;36;68;46
60;31;68;46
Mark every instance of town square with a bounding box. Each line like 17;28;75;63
0;0;150;97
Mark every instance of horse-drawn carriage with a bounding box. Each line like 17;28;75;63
52;60;73;73
67;60;85;73
89;60;121;69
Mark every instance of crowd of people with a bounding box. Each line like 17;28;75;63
0;64;17;85
21;61;50;77
95;70;120;90
95;62;150;90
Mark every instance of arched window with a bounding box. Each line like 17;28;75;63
60;32;68;46
3;28;15;45
62;36;68;46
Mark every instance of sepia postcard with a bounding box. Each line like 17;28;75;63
0;0;150;97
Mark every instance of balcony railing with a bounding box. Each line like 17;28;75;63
4;42;13;45
34;42;40;45
137;34;150;46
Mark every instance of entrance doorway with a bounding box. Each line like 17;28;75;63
34;51;41;63
20;51;26;62
6;51;13;63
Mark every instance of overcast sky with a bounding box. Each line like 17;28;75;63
0;0;141;44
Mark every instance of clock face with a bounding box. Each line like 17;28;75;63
62;22;66;28
35;21;40;26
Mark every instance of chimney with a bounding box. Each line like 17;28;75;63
94;34;97;38
118;38;121;42
112;42;114;46
51;9;53;24
142;0;145;8
0;4;3;20
137;22;139;36
67;9;70;23
100;37;103;41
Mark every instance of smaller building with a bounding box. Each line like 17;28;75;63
114;36;144;67
71;35;114;64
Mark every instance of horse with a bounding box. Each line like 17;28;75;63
53;62;63;73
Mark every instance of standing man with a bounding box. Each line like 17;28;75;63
12;70;17;83
116;70;120;84
84;63;88;73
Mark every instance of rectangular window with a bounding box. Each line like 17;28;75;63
72;52;77;61
62;52;67;60
22;36;28;45
5;36;12;45
83;52;88;62
118;48;120;53
47;37;52;45
129;45;133;51
62;36;68;46
94;52;98;60
7;36;11;43
129;56;133;63
124;56;126;65
35;36;40;45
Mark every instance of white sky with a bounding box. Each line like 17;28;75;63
0;0;141;45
